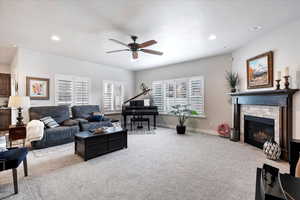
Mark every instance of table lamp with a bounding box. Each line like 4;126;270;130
8;96;30;126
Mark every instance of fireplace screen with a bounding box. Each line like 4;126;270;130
244;115;275;149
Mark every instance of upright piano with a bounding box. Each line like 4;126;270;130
122;88;159;129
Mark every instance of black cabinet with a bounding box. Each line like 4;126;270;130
75;128;127;161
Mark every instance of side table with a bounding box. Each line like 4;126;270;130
9;125;27;147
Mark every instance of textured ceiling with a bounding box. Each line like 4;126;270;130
0;0;300;70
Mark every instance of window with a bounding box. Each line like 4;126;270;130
103;81;124;113
55;75;91;106
74;77;90;105
152;76;205;116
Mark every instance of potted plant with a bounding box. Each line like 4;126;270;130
170;104;198;134
225;71;239;93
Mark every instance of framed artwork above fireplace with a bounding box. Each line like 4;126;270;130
247;51;273;89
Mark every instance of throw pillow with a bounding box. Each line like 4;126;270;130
62;119;79;126
40;116;59;128
92;112;104;118
88;115;102;122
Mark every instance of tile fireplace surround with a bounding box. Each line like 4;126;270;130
240;105;280;144
231;89;299;161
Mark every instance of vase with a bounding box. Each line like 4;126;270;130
176;125;186;134
263;139;281;160
296;154;300;178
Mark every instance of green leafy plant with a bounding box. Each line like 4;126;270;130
170;104;198;126
225;71;239;90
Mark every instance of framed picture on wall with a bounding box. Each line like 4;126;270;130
247;51;273;89
26;77;50;100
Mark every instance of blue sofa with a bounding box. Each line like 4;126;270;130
29;106;80;149
72;105;113;131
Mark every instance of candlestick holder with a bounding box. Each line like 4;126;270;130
275;80;281;90
284;76;290;89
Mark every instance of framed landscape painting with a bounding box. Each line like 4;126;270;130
247;51;273;89
26;77;50;100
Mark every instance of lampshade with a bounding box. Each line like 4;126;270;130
8;96;30;108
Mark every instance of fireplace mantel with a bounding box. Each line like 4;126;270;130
230;89;299;161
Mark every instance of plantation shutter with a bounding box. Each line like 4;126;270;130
175;79;188;106
55;75;73;106
164;80;176;112
103;81;114;112
189;77;204;116
152;81;164;112
103;81;125;113
114;83;124;111
74;78;90;105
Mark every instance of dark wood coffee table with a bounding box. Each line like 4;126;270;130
75;127;127;161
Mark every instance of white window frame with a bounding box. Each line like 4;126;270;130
102;80;125;114
151;76;205;118
55;74;91;106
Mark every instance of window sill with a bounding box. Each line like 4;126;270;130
159;113;206;119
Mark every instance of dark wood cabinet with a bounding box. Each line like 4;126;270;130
0;73;11;97
9;125;27;147
0;109;11;131
75;128;127;161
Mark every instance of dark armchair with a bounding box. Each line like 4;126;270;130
0;148;28;194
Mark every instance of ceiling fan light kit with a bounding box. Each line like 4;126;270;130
107;35;163;60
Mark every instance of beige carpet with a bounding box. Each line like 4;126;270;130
0;128;288;200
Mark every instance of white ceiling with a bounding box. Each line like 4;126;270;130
0;0;300;70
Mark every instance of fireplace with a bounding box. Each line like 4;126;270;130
244;115;275;149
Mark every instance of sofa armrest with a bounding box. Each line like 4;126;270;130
102;117;112;122
61;119;79;126
74;118;89;124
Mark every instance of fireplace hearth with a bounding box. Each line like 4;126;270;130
244;115;274;149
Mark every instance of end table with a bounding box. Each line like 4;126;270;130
9;125;27;147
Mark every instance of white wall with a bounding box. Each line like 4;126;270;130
14;48;135;122
0;63;10;73
135;54;232;134
232;18;300;139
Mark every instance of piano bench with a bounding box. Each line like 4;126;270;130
130;117;150;131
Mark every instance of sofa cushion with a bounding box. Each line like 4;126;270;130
29;106;70;124
40;116;59;128
31;125;79;149
72;105;100;119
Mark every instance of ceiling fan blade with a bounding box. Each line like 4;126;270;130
109;39;129;47
138;40;157;48
140;49;163;56
106;49;130;53
132;51;138;59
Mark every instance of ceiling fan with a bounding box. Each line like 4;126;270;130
106;35;163;60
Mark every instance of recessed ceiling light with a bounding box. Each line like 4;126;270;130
12;44;17;47
208;34;217;40
51;35;61;41
249;26;263;31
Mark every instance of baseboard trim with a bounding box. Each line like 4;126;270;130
157;124;218;136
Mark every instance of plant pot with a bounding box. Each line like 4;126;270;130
176;125;186;134
231;88;236;93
